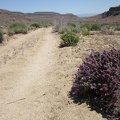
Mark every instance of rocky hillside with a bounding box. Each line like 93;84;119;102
0;9;80;27
102;5;120;17
24;12;60;20
24;12;80;24
82;5;120;24
0;9;34;27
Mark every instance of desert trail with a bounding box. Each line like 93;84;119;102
0;27;105;120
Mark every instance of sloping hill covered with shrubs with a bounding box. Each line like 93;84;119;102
0;9;33;27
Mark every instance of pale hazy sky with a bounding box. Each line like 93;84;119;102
0;0;120;14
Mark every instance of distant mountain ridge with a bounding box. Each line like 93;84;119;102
1;5;120;27
9;10;79;21
77;13;98;18
24;12;79;22
82;5;120;24
13;11;60;19
0;9;80;27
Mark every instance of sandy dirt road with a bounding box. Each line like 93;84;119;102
0;27;105;120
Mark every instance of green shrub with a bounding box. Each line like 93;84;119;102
80;23;91;31
30;23;40;28
71;26;81;33
58;26;71;34
81;27;88;32
8;23;28;36
114;26;120;31
80;23;101;31
67;22;76;28
82;31;90;36
101;24;111;29
27;25;32;31
8;29;15;36
91;24;101;31
0;30;3;43
80;27;90;36
60;32;79;47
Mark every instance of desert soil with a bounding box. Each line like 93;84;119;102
1;27;119;120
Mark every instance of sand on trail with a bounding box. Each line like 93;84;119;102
0;27;105;120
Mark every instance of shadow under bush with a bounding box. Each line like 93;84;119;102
0;30;3;43
70;48;120;120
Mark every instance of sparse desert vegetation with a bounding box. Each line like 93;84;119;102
0;15;120;120
52;18;120;119
0;4;120;120
54;22;120;35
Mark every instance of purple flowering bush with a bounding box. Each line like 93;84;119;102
71;48;120;119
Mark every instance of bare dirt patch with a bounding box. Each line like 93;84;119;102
0;28;119;120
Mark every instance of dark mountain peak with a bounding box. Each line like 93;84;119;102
102;5;120;17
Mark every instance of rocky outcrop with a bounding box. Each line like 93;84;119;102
82;5;120;24
102;5;120;17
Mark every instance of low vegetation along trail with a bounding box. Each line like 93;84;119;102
0;27;105;120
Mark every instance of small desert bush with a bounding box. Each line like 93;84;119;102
82;31;90;36
101;24;111;30
90;24;101;31
71;49;120;119
8;23;28;36
60;32;79;47
101;27;115;35
80;23;91;31
8;29;15;36
30;23;40;28
114;26;120;31
39;19;52;27
67;22;76;28
58;26;71;34
0;30;3;43
71;26;81;33
81;27;90;36
80;23;101;31
81;27;88;32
